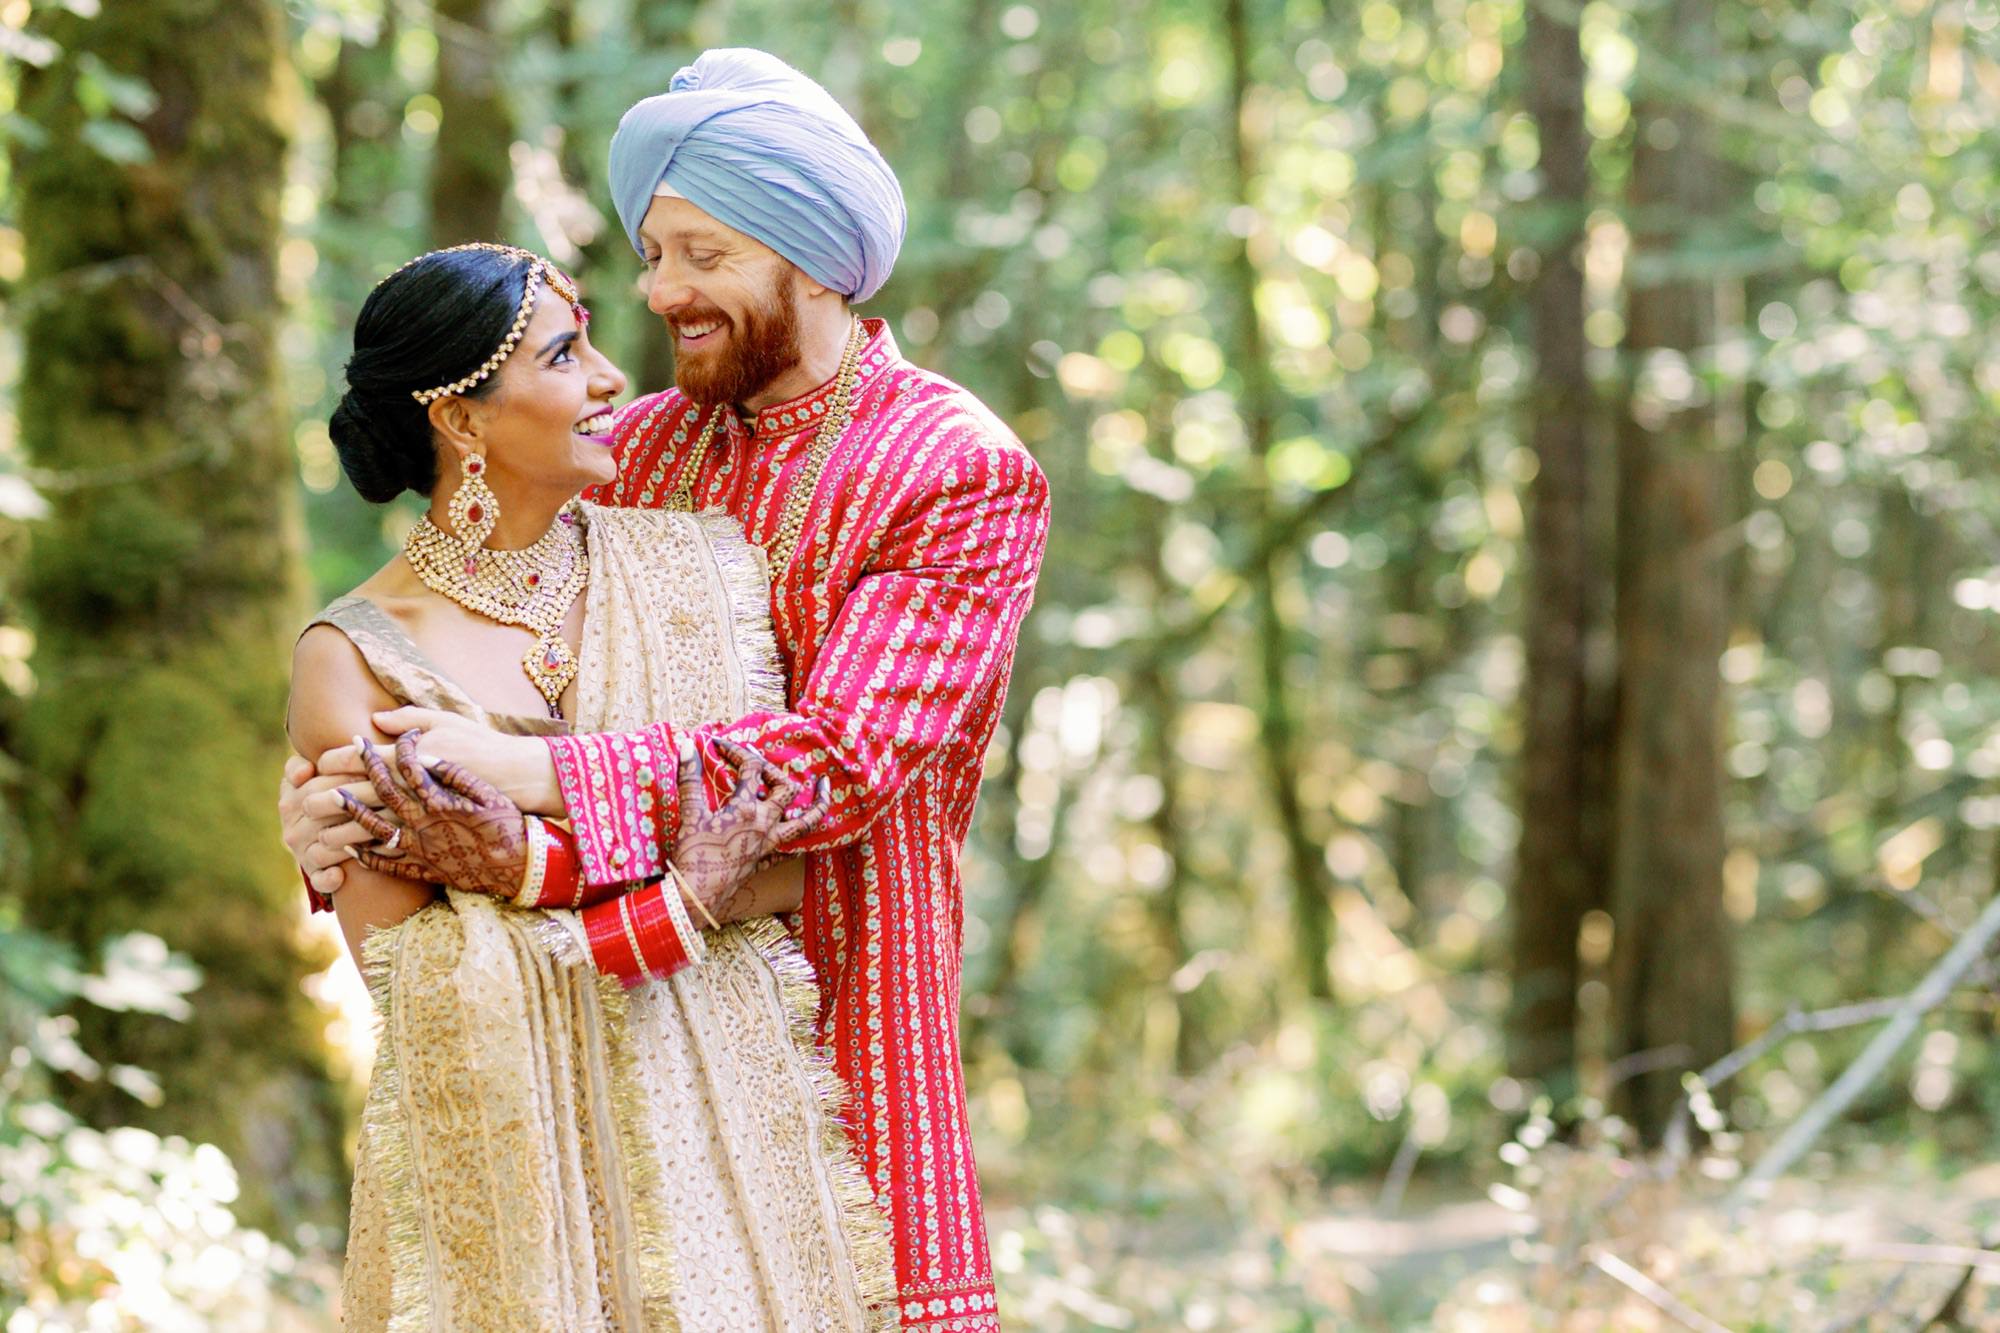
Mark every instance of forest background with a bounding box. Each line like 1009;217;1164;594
0;0;1997;1327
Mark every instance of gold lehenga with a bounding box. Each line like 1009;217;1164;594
312;507;893;1332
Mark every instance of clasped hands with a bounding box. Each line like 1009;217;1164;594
280;707;829;925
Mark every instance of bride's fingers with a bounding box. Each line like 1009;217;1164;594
427;755;509;810
340;789;409;847
395;731;478;815
676;738;710;813
394;730;454;813
359;738;425;824
714;738;775;809
763;766;802;812
772;777;831;845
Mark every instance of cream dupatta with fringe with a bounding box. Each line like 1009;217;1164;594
338;506;893;1332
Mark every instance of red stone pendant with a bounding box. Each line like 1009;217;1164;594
524;636;576;714
466;503;483;524
466;457;483;475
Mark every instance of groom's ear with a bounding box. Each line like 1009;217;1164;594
792;264;837;303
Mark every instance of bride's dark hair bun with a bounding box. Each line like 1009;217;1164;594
328;247;536;503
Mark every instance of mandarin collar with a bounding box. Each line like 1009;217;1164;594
721;317;900;443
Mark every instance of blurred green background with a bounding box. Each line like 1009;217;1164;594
1;0;1997;1326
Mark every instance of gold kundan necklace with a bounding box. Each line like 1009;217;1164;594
403;500;589;715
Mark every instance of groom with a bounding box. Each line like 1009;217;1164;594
284;48;1046;1332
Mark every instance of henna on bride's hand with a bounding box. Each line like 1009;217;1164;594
346;730;528;898
672;739;830;924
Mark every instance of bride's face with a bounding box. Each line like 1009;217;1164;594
472;291;628;497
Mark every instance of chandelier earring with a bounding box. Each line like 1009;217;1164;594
447;454;499;554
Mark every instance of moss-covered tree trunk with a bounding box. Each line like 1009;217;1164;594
14;0;344;1232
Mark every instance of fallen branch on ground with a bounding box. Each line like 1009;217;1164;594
1738;889;2000;1194
1587;1247;1733;1333
1664;995;1904;1162
1843;1242;2000;1273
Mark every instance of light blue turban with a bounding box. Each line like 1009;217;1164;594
608;49;907;303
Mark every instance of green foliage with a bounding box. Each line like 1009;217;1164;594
0;924;329;1328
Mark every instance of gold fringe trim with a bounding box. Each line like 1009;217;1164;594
692;508;790;715
358;919;431;1333
736;915;901;1330
533;913;683;1331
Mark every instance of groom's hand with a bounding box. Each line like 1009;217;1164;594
279;752;381;896
673;737;830;924
314;707;563;815
344;731;530;899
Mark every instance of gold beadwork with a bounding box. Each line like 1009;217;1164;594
664;320;866;576
662;408;721;513
402;500;589;715
399;243;583;406
764;320;865;574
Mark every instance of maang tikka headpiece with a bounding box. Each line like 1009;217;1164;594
394;242;589;405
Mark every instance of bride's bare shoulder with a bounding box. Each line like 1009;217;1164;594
289;556;410;755
288;623;395;759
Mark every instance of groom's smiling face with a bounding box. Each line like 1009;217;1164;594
638;195;804;408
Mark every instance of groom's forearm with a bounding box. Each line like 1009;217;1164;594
542;439;1049;890
543;571;1035;890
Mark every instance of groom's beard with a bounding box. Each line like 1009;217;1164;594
669;270;802;408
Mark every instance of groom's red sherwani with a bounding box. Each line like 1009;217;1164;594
541;319;1047;1333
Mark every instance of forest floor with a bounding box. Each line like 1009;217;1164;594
985;1156;2000;1330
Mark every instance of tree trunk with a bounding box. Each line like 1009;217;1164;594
429;0;512;246
13;0;342;1232
1508;0;1609;1101
314;9;405;335
1608;0;1736;1140
1223;0;1333;999
320;9;402;225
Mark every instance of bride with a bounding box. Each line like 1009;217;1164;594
286;243;890;1329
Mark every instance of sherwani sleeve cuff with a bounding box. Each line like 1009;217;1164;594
544;729;673;887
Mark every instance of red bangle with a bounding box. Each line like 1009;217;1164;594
581;883;694;986
513;818;583;908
